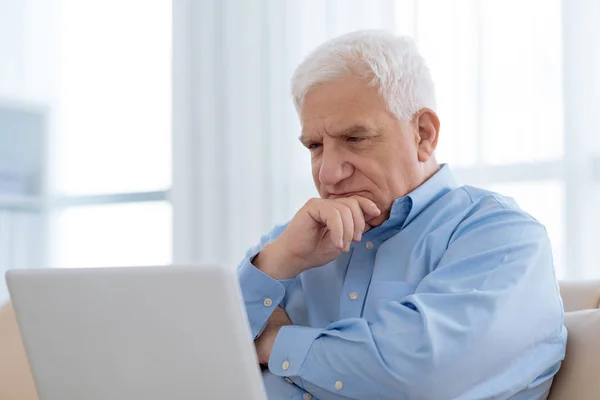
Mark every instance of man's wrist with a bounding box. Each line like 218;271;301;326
252;242;302;280
257;324;284;365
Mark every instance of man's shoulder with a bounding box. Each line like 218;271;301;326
422;184;547;246
457;185;535;220
430;184;529;220
447;185;547;239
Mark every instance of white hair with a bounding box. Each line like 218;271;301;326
291;30;436;121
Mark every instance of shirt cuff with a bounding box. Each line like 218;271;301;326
237;257;286;338
268;325;323;377
278;278;297;292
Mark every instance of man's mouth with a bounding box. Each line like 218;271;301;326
328;191;362;199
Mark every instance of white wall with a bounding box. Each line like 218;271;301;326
562;0;600;278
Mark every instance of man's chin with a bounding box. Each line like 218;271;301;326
366;212;390;228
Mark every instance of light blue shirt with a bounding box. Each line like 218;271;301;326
238;165;566;400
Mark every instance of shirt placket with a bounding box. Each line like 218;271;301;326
338;240;379;320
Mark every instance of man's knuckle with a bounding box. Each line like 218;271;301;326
306;197;320;207
343;206;354;219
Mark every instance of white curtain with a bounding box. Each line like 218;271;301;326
173;0;600;279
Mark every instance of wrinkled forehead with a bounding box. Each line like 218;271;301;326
301;108;376;133
301;89;389;137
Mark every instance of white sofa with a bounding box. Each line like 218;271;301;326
1;280;599;399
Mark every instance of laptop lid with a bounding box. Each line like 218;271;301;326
6;265;266;400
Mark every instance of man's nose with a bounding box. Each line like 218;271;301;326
318;146;354;186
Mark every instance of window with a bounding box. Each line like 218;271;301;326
402;0;567;275
49;0;173;268
53;202;172;268
54;0;172;197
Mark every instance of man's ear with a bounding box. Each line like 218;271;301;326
413;108;440;162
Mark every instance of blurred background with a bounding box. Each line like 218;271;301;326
1;0;599;303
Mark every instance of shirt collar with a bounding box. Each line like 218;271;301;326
402;163;458;228
365;164;457;238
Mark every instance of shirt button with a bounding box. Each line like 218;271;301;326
335;380;343;390
303;394;312;400
282;360;290;371
365;241;374;250
349;292;359;300
263;298;273;307
285;377;294;384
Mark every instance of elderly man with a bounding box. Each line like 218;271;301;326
237;30;566;400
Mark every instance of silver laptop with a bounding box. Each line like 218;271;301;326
6;265;267;400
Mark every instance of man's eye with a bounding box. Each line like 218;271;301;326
347;136;363;143
308;143;322;149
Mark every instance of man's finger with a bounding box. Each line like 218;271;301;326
335;197;366;241
333;203;354;251
320;207;345;250
349;195;382;219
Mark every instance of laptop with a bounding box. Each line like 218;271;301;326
6;265;267;400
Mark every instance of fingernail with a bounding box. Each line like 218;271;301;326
344;242;351;252
338;238;344;249
354;231;362;241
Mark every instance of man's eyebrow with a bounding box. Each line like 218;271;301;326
335;124;375;137
298;135;314;146
299;124;375;145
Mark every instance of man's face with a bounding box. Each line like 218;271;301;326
300;75;438;226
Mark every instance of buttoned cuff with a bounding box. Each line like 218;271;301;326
238;257;286;338
268;325;323;377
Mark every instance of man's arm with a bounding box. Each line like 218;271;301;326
255;306;292;365
236;224;295;339
238;196;380;339
266;207;566;400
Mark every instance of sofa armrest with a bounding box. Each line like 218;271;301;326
559;280;600;312
0;302;38;400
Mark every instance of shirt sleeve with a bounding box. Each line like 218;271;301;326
268;204;566;400
237;224;297;339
